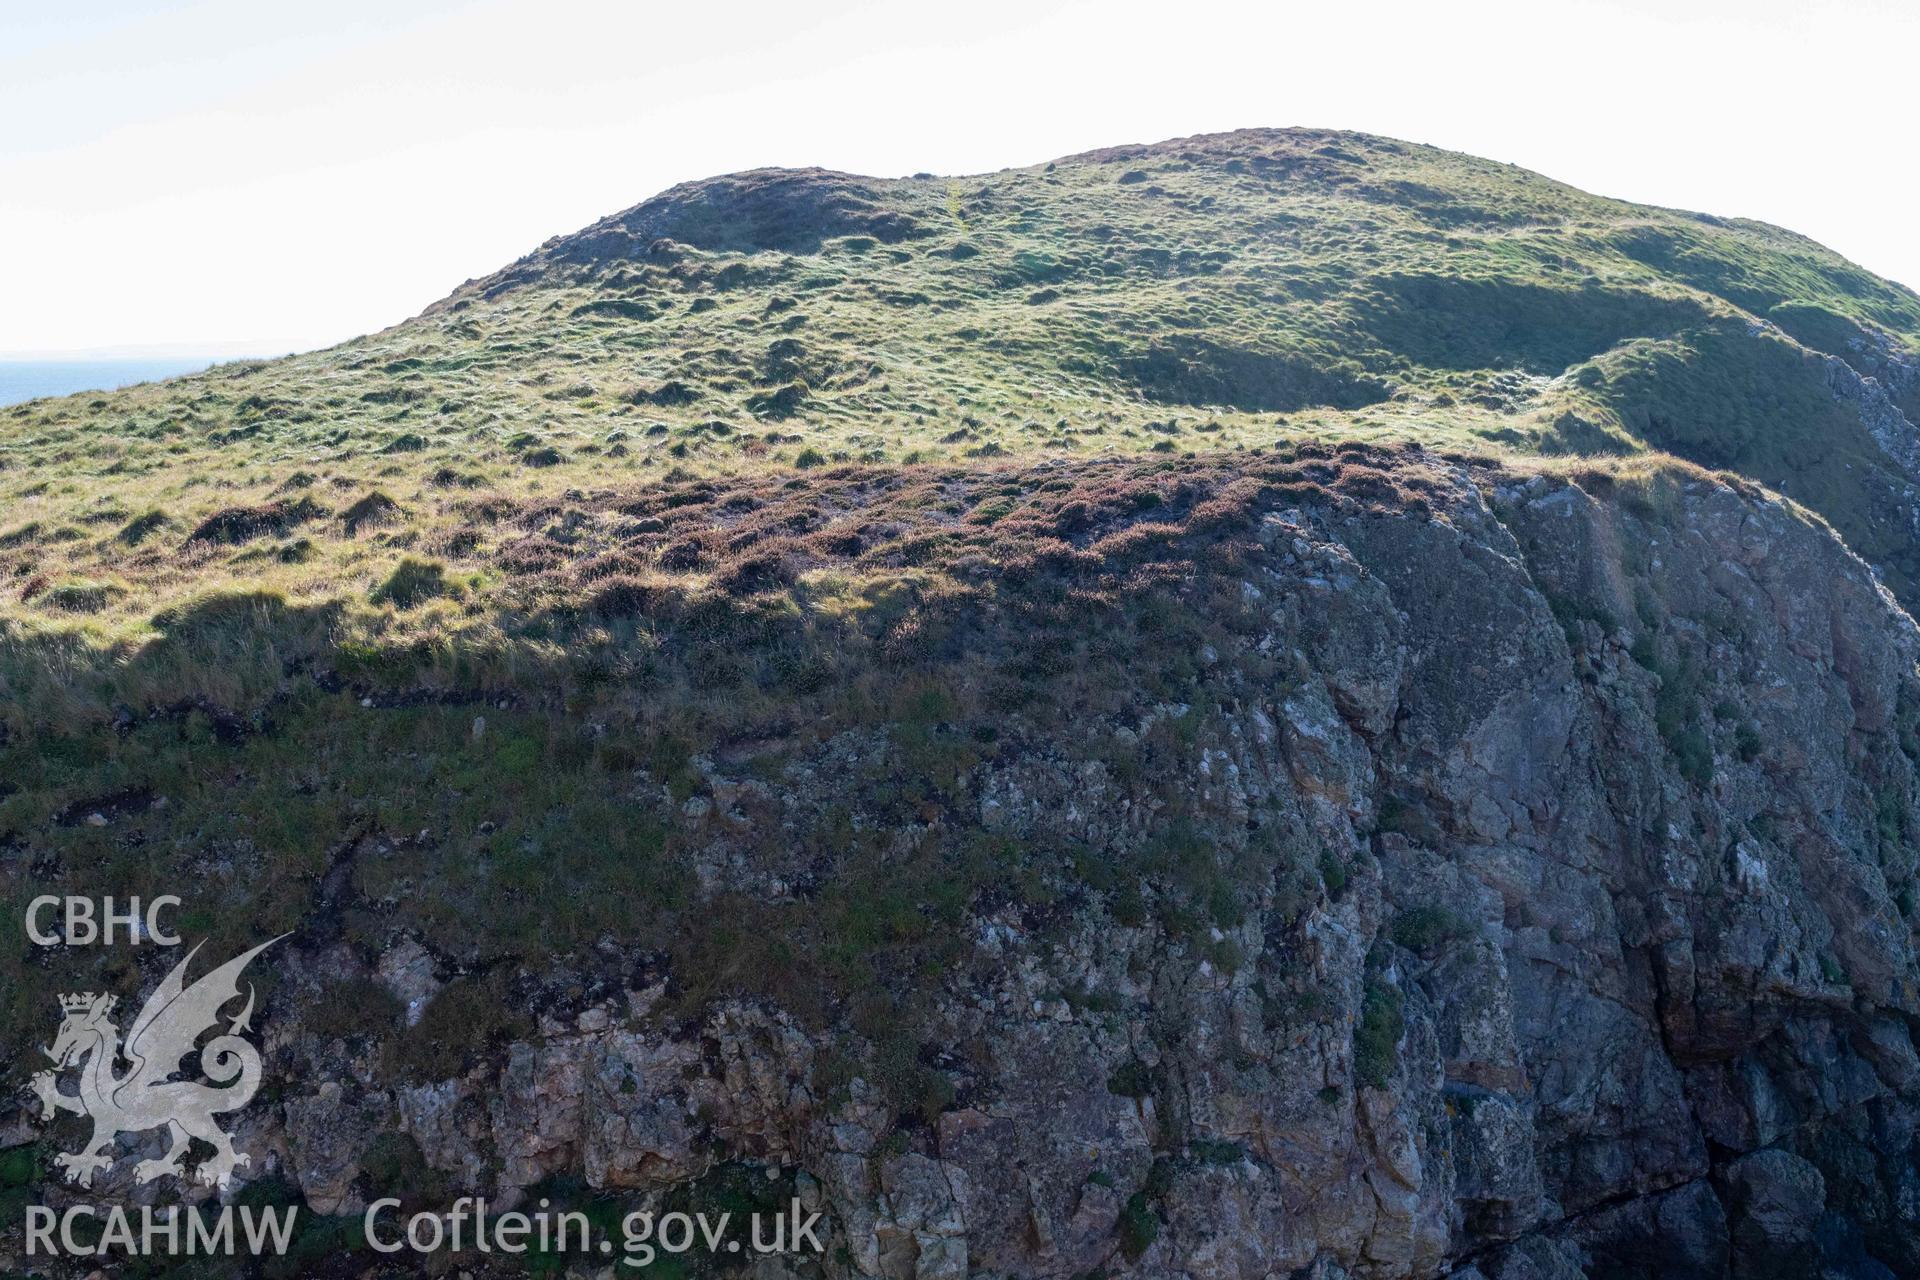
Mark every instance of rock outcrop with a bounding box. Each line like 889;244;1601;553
11;458;1916;1278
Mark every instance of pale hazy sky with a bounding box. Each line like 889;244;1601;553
3;0;1915;357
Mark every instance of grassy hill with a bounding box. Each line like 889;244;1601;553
4;125;1920;1071
5;128;1919;665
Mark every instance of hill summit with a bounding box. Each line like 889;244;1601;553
8;128;1920;626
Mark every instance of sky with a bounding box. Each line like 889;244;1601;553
3;0;1916;358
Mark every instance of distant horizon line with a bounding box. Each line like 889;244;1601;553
0;342;325;362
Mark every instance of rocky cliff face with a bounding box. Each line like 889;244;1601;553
10;455;1915;1279
9;127;1920;1279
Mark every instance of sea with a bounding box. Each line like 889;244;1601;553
0;358;228;408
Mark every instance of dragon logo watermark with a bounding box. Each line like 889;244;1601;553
30;936;283;1190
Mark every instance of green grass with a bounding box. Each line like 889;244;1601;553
369;556;456;608
1354;978;1406;1089
1390;905;1466;953
4;128;1917;658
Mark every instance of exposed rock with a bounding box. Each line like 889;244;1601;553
1719;1148;1826;1277
9;464;1920;1278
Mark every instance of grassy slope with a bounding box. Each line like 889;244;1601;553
4;126;1919;1077
4;128;1918;659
